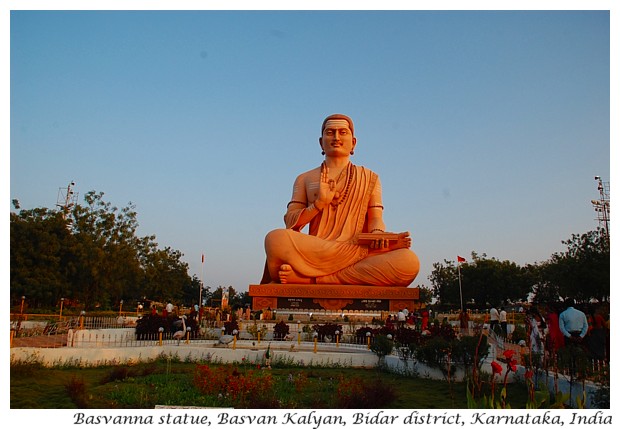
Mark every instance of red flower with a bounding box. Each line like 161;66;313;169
503;349;515;360
491;361;503;375
524;369;533;379
508;360;517;373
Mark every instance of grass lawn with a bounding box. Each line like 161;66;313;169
11;357;529;409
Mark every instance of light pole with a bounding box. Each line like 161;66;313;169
592;176;610;241
119;300;124;316
20;296;25;317
59;298;65;319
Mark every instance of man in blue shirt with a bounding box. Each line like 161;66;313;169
558;298;589;342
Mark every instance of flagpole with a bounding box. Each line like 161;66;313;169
457;258;464;312
199;254;205;313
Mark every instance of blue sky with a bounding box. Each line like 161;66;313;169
8;8;613;297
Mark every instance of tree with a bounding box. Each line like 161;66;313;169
10;190;196;311
417;286;434;306
535;229;609;303
428;260;460;307
67;191;143;310
10;208;73;308
429;253;531;309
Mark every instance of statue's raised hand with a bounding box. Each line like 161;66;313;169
315;163;337;209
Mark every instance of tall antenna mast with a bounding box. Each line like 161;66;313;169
591;176;610;239
56;181;78;226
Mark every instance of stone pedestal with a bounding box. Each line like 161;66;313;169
249;284;419;312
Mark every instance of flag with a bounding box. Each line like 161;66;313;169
457;255;466;263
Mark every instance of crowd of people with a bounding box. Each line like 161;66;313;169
381;299;610;365
509;298;609;363
385;307;433;331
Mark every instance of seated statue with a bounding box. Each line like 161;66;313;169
261;114;420;286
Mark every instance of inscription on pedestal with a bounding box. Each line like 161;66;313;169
251;284;419;311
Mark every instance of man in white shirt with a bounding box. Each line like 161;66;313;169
559;298;588;342
489;306;499;334
499;307;508;337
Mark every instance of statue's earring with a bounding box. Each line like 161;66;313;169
350;150;355;155
322;150;325;155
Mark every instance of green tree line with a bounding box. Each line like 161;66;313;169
11;190;609;312
428;228;609;308
10;191;202;311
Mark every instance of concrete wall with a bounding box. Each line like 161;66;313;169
10;342;379;368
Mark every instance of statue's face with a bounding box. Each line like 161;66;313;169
320;119;356;157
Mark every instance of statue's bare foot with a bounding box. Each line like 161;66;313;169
279;264;312;284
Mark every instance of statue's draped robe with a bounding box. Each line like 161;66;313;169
261;164;417;286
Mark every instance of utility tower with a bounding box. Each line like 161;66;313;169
591;176;610;239
56;181;78;225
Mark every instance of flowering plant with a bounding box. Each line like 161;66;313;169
193;363;273;407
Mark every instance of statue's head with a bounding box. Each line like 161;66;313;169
319;114;356;157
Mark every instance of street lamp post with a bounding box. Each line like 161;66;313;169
20;296;25;317
59;298;65;319
119;300;124;316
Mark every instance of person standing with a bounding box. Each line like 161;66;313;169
421;308;429;331
527;309;546;352
397;309;406;328
489;306;499;334
586;305;607;361
499;307;508;337
559;298;588;343
559;298;589;379
544;303;565;355
458;310;470;336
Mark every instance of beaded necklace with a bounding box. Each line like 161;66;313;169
322;161;354;207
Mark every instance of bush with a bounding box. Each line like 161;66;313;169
273;321;290;340
65;376;88;408
193;364;274;407
223;320;239;335
336;376;397;408
414;336;455;380
394;327;422;346
370;335;394;365
451;335;489;374
312;323;343;342
510;325;527;344
355;326;374;343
